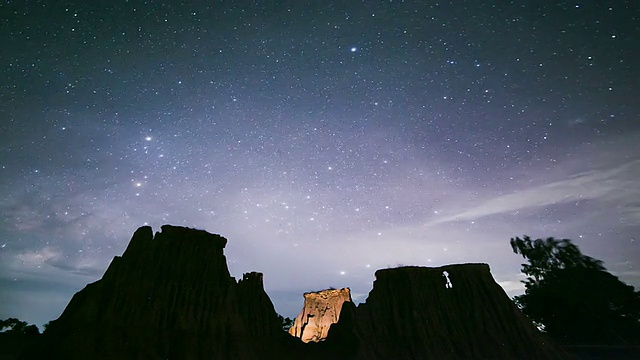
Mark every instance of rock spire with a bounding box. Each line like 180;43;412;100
24;225;296;360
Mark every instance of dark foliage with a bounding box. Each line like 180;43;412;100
277;314;294;331
511;236;640;345
0;318;40;336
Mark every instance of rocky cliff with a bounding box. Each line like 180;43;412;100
289;287;352;342
20;225;568;359
23;225;297;360
324;264;569;359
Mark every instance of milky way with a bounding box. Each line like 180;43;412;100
1;1;639;327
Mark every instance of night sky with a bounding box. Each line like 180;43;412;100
1;1;639;328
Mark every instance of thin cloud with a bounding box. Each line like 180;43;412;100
428;159;640;225
15;247;62;267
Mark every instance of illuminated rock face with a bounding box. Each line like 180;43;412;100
289;287;352;342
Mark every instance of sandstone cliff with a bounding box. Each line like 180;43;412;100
289;287;352;342
23;225;297;360
324;264;569;360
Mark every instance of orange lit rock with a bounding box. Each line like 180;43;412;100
289;287;352;343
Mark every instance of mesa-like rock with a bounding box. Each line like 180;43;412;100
289;287;352;342
324;265;569;359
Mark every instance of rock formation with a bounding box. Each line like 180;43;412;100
324;264;569;359
19;224;568;359
23;225;299;360
289;287;352;342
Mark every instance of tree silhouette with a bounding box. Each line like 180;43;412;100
42;320;55;333
0;318;39;336
277;314;294;332
511;236;640;345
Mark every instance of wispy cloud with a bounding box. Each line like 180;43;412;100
428;159;640;225
15;247;62;267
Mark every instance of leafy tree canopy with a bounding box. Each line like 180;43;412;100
510;236;605;286
0;318;40;336
511;236;640;346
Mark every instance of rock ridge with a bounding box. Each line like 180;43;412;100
20;225;567;359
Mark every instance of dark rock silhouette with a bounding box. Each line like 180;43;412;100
325;265;569;359
23;225;299;360
21;225;568;359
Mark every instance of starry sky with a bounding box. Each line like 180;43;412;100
1;1;639;328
